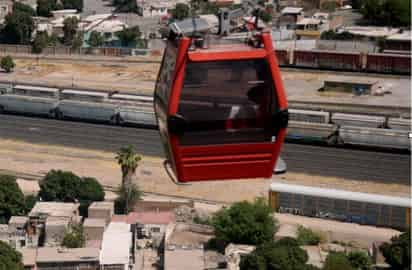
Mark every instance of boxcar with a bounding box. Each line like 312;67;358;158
332;113;386;128
289;109;330;124
0;95;58;116
269;182;410;230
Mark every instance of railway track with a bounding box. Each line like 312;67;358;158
0;114;409;184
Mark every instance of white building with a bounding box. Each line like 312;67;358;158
100;222;132;270
136;0;189;17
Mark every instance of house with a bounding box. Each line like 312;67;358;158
44;216;70;247
28;202;79;247
83;218;106;242
164;223;214;270
88;201;114;224
50;11;80;37
0;0;12;23
100;222;133;270
295;18;323;39
225;244;255;270
136;0;188;18
8;216;29;249
36;247;100;270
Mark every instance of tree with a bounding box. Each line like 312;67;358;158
347;251;372;270
62;0;83;12
297;225;322;245
0;56;15;73
24;195;38;214
112;0;138;13
212;198;278;246
115;26;144;48
0;175;25;223
380;231;410;270
13;2;36;16
323;252;354;270
114;183;142;214
32;31;50;53
63;16;79;46
1;11;34;44
360;0;410;27
0;241;24;270
171;3;190;20
39;170;83;202
36;0;57;17
71;32;83;50
190;0;218;15
115;145;142;186
61;223;85;248
240;238;314;270
78;177;105;216
88;31;104;47
39;170;105;215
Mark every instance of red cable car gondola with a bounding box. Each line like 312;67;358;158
154;10;289;182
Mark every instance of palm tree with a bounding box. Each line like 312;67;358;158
115;183;142;214
115;145;142;186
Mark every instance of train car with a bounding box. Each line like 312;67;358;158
286;121;337;144
332;113;386;128
0;83;12;94
289;109;330;124
387;118;411;131
339;126;410;150
57;90;118;123
0;85;59;117
110;93;156;126
366;53;411;75
269;182;411;230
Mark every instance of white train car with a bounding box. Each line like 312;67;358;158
0;85;59;116
287;121;337;143
339;126;410;150
57;90;118;123
288;109;330;124
109;94;156;126
387;118;411;131
332;113;386;128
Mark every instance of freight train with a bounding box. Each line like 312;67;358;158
0;84;409;151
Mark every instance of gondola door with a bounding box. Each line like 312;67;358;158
158;34;288;182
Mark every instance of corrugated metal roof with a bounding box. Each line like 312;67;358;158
270;182;411;207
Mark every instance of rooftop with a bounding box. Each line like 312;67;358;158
297;18;321;25
36;247;99;263
387;31;411;41
29;202;79;218
100;222;132;265
165;249;204;270
89;201;115;210
342;26;399;38
128;211;175;225
8;216;28;225
45;216;71;226
21;248;37;267
281;7;303;15
83;218;106;228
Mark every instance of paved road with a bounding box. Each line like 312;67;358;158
0;114;409;184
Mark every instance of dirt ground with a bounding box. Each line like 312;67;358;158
1;139;409;203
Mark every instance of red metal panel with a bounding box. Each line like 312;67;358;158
275;50;288;66
188;49;267;62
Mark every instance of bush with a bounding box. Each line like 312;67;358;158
39;170;105;216
323;252;354;270
212;198;278;246
0;175;25;223
114;183;142;214
32;31;50;54
380;231;410;270
240;238;314;270
297;225;322;245
0;56;15;73
61;223;85;248
347;251;372;270
0;241;24;270
24;195;38;214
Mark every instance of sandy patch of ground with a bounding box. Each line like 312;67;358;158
0;139;409;203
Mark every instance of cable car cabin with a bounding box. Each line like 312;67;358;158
154;33;288;182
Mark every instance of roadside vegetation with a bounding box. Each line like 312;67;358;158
39;170;105;216
0;241;24;270
62;223;86;248
0;55;15;73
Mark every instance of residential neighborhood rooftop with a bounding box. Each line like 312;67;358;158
83;218;106;228
36;247;100;263
29;202;79;218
